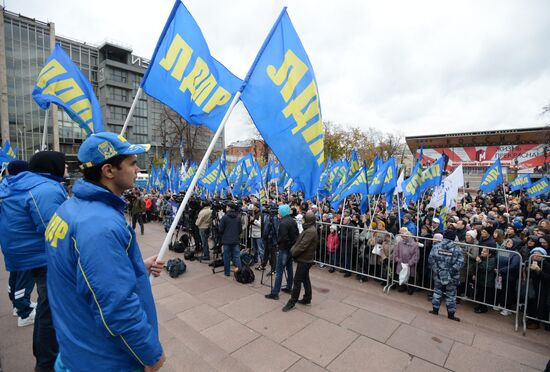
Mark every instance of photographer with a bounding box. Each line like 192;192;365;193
265;205;299;300
196;201;212;260
260;205;279;273
219;203;243;276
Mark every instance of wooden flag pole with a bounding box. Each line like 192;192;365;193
41;108;50;151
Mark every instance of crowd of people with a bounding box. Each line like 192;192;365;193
0;131;548;370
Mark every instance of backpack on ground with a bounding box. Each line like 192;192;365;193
165;258;186;278
234;266;255;284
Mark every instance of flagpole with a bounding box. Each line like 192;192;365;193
502;183;510;223
339;197;347;226
120;87;143;137
396;193;402;230
150;91;241;282
41;108;50;150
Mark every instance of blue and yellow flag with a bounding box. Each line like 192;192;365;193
32;45;104;135
347;150;360;179
240;8;323;199
418;156;445;193
510;174;532;192
142;0;242;132
440;193;447;230
479;159;503;193
0;141;17;169
330;167;368;210
366;155;379;183
526;177;549;197
369;157;397;195
402;161;424;204
181;162;198;190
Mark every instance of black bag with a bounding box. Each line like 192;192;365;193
209;259;224;268
173;241;185;253
166;258;186;278
234;266;255;284
184;249;195;261
240;252;255;267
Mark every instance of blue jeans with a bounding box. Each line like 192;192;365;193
199;228;210;259
252;238;264;264
223;244;242;276
272;249;293;295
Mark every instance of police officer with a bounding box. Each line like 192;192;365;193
428;227;465;321
45;133;166;371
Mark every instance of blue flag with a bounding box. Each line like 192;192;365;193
526;177;549;197
142;0;242;132
330;167;368;210
240;8;323;199
418;156;445;193
510;174;532;192
369;158;397;195
32;44;104;135
402;161;424;204
479;159;503;193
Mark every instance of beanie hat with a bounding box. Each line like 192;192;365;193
466;230;478;240
279;204;291;217
7;160;29;176
29;151;66;178
443;229;457;241
482;225;495;236
530;247;547;256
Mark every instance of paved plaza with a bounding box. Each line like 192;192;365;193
1;222;549;371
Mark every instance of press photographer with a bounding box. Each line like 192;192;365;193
196;201;212;260
219;203;242;276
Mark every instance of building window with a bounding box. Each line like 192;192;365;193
109;105;128;121
109;86;128;102
110;68;127;83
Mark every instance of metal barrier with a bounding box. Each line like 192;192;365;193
315;222;395;288
522;254;550;335
388;234;523;331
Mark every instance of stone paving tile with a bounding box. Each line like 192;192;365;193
386;324;453;367
405;357;450;372
340;308;400;343
231;336;300;372
219;293;280;323
176;303;228;332
285;358;328;372
201;318;260;354
197;282;256;308
163;317;254;372
247;306;316;343
472;333;549;371
298;298;357;325
162;336;214;372
282;318;358;367
173;273;231;295
151;281;182;300
411;313;475;345
327;336;411;372
445;341;525;372
157;290;203;314
343;294;417;324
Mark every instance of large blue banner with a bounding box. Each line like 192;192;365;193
32;45;104;135
510;174;532;192
479;159;503;193
240;8;324;199
142;0;242;132
527;177;549;197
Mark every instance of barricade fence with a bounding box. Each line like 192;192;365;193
312;222;550;333
522;254;550;335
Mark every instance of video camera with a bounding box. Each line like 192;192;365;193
262;204;279;216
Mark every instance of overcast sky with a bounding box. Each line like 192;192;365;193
10;0;550;145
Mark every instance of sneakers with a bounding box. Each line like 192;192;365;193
12;308;17;317
500;309;512;316
492;306;500;311
265;293;279;300
18;308;35;327
13;301;37;317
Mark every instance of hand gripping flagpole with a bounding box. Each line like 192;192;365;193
150;91;241;283
120;87;143;137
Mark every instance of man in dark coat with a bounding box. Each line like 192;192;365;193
219;203;243;276
283;212;318;312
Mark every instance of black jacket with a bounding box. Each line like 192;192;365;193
277;215;299;251
219;210;242;245
291;215;318;263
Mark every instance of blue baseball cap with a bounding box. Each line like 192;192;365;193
78;132;150;168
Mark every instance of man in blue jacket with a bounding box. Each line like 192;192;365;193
45;132;165;372
0;151;68;371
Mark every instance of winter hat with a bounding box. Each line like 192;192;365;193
466;230;478;240
481;225;495;236
7;160;29;176
434;233;444;241
29;151;66;178
530;247;547;256
443;229;457;241
330;224;337;232
432;217;440;225
279;204;291;217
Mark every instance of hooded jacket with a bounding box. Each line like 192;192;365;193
45;179;162;371
290;213;318;263
0;171;67;271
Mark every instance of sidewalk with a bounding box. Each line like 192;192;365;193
1;222;549;371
